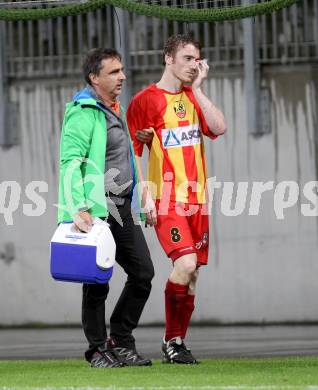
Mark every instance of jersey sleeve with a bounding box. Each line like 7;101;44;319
127;96;148;157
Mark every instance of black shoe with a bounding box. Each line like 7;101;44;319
107;338;152;366
162;336;198;364
183;345;200;364
89;349;123;368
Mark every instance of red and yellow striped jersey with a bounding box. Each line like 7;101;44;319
127;84;217;204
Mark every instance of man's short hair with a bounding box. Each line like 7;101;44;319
163;34;201;65
83;48;122;85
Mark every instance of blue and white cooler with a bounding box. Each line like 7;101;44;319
50;218;116;284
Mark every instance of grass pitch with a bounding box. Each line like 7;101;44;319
0;357;318;390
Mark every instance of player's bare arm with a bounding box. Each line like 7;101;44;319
192;60;227;136
135;156;157;226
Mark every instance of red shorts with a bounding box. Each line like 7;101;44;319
154;201;209;265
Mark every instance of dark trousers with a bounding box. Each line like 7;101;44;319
82;199;154;360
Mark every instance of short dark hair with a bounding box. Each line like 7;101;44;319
82;48;122;85
163;34;201;65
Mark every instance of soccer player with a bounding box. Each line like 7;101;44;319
127;34;226;364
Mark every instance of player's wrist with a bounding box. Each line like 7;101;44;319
192;84;203;94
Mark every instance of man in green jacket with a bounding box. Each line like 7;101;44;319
58;48;155;368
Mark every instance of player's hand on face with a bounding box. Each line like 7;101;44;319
74;211;93;233
135;127;154;144
192;59;209;90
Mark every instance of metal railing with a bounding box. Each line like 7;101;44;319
3;7;115;78
129;0;318;70
1;0;317;79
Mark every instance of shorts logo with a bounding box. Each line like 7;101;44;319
162;125;201;149
170;227;181;243
195;232;209;250
173;100;186;118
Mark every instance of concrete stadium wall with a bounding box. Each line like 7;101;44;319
0;65;317;325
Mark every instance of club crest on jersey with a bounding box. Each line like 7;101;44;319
173;100;186;119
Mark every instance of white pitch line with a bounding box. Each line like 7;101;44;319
1;386;318;390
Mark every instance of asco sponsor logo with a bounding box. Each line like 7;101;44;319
162;125;201;149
